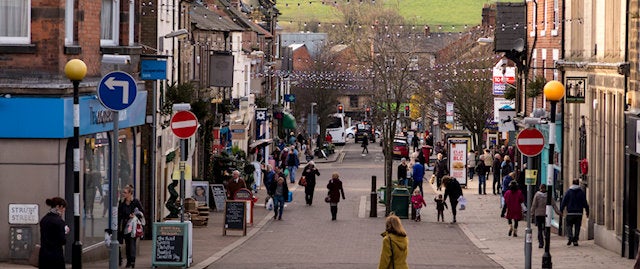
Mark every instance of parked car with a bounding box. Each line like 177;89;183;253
392;139;409;159
355;122;376;143
345;126;356;138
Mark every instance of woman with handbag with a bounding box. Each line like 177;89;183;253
378;214;409;269
301;161;320;206
326;173;345;220
118;185;144;268
39;197;68;269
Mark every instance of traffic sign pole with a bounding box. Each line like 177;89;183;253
516;127;544;269
97;71;137;269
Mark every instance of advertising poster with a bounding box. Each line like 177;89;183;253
448;139;468;186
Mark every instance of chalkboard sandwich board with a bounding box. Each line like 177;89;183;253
152;222;189;267
223;200;246;236
210;184;227;211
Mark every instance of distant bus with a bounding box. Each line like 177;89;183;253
326;113;346;145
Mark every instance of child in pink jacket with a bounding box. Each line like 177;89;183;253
411;188;427;222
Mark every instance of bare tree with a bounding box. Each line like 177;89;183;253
291;45;347;147
428;33;496;150
334;4;423;215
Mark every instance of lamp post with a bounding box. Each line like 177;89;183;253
310;102;317;148
64;59;87;269
541;80;565;268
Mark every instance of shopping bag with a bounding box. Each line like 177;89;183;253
298;176;307;186
429;175;435;185
457;196;467;210
521;202;527;213
135;222;144;238
266;197;274;211
287;191;293;202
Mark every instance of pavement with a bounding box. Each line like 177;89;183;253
2;146;634;268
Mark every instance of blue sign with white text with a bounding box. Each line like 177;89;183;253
141;59;168;80
98;71;138;111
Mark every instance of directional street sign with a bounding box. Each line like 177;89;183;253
170;111;198;139
284;94;296;103
97;71;138;111
516;128;545;157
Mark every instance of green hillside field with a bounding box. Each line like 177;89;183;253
276;0;498;31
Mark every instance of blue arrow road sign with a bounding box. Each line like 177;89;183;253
97;71;138;111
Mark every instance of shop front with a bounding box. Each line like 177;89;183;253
0;91;147;261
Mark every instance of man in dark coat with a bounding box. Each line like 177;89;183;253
443;176;463;223
560;179;590;246
361;133;369;154
397;158;409;186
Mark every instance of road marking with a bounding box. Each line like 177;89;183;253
358;195;367;218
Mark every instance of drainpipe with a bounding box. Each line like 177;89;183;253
622;0;631;258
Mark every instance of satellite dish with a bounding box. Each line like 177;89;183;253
513;38;525;52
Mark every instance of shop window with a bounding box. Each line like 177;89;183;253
82;129;134;247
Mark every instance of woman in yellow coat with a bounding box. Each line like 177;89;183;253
378;214;409;269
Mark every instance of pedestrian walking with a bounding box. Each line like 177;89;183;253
412;161;425;196
560;178;590;246
442;176;463;223
433;194;448;222
397;158;409;186
501;181;524;237
268;176;289;220
530;184;561;248
118;185;144;268
361;133;370;154
279;147;289;170
327;173;346;220
482;149;493;168
475;157;488;195
287;145;300;184
434;153;449;191
411;189;427;222
492;153;502;195
301;161;320;205
501;171;516;195
377;214;409;269
226;170;247;200
39;197;68;269
467;149;476;181
411;135;420;152
500;155;514;181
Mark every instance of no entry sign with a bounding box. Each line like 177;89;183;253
170;111;198;139
516;128;545;157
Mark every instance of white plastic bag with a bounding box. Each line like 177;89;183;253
266;197;274;211
457;196;467;210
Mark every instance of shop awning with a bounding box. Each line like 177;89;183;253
249;138;272;150
282;111;296;129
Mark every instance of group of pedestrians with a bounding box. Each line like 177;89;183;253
265;161;346;221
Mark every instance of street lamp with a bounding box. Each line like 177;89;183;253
64;59;87;269
541;80;565;269
310;102;317;149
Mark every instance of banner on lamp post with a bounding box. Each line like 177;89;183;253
446;102;454;123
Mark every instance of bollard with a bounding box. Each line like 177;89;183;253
370;176;377;217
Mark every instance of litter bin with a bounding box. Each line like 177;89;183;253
377;186;387;204
391;187;411;219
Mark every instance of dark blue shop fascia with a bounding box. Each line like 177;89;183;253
0;91;147;138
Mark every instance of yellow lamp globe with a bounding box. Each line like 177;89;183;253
543;80;565;101
64;59;87;81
